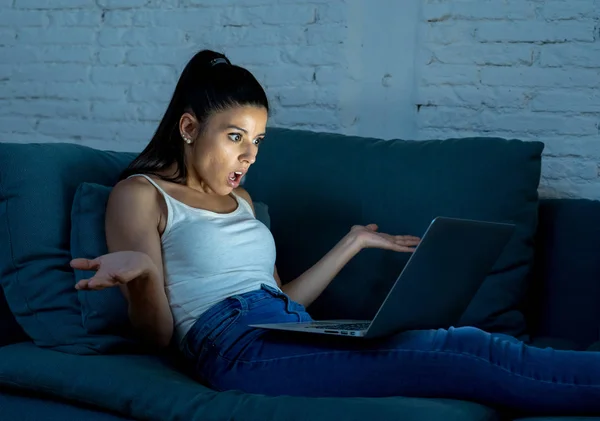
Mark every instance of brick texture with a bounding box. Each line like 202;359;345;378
0;0;347;153
418;0;600;199
1;0;599;199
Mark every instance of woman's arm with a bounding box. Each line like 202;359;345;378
279;232;361;307
234;188;419;308
282;225;418;307
104;178;174;348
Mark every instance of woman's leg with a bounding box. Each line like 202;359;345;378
182;286;600;415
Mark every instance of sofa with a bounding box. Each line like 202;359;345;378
1;127;600;421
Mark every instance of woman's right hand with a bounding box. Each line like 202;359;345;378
70;250;157;291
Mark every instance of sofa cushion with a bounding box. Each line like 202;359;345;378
70;182;273;336
0;391;134;421
527;198;600;349
244;128;544;337
0;342;499;421
0;142;137;354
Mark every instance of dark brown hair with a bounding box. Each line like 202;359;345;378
120;50;269;184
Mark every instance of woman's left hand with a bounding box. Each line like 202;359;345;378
350;224;420;253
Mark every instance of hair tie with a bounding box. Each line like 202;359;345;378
210;57;230;67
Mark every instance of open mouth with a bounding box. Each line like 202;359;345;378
228;171;243;185
228;171;242;181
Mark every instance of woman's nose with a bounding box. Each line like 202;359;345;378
240;150;256;165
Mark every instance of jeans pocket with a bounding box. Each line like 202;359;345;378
207;308;242;344
182;306;242;360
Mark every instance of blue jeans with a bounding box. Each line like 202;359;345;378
180;284;600;414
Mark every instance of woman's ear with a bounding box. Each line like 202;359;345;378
179;112;199;142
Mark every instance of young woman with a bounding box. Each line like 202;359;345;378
71;50;600;415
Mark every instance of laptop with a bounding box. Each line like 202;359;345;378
249;216;515;339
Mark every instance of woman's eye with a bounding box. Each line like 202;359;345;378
253;137;263;146
228;133;242;142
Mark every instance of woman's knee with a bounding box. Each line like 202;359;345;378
381;326;518;356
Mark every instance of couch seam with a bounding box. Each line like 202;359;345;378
73;185;89;331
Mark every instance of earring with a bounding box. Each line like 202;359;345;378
183;136;192;144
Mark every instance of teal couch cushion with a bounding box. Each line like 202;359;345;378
244;128;544;337
0;142;137;354
70;182;272;336
0;342;499;421
0;391;133;421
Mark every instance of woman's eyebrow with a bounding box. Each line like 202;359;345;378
226;125;247;133
226;125;266;137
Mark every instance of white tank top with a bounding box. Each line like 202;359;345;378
127;174;281;344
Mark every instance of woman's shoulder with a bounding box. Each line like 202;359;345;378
110;175;164;211
114;174;158;194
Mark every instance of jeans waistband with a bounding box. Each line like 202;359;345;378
180;283;286;350
231;283;285;307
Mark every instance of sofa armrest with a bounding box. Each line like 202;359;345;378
527;198;600;349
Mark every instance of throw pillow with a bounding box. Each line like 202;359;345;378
0;142;138;354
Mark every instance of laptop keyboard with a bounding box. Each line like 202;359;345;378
313;322;371;331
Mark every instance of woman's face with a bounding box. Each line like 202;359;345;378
181;105;268;196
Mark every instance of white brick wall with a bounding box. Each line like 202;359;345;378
0;0;349;151
1;0;599;199
417;0;600;199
